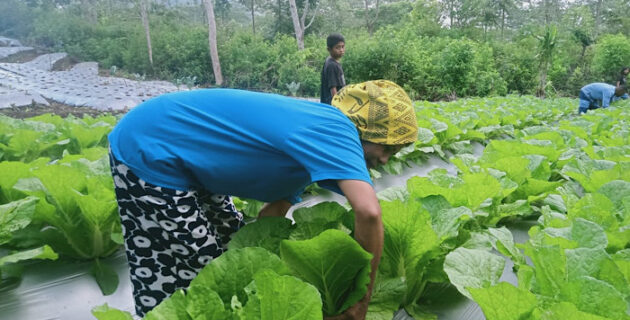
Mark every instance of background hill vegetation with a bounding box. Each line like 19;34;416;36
1;0;629;100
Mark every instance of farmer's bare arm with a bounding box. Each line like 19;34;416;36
331;179;383;320
258;200;292;218
331;87;338;97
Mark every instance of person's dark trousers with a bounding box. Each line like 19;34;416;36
578;89;595;114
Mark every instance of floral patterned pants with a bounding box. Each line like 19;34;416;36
109;151;244;317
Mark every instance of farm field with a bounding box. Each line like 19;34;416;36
1;95;629;320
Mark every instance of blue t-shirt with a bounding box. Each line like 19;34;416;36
580;83;616;108
108;89;372;204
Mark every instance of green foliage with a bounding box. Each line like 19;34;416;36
92;248;323;320
0;0;35;38
228;217;295;254
218;31;274;89
2;0;630;99
0;197;38;245
280;229;372;316
344;28;506;100
592;34;630;82
216;32;321;95
378;200;439;305
469;282;538;320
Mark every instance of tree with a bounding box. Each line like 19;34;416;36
592;0;602;38
583;0;630;38
443;0;457;28
288;0;319;50
495;0;514;38
562;5;594;64
239;0;257;34
409;0;443;36
364;0;381;35
536;25;557;97
138;0;154;67
479;0;498;38
539;0;563;25
203;0;223;85
79;0;97;24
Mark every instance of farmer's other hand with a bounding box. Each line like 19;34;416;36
323;298;369;320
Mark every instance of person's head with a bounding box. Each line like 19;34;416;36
615;85;627;96
621;67;630;76
332;80;418;169
327;33;345;60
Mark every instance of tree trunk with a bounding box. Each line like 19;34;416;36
364;0;371;34
594;0;602;37
203;0;223;86
275;0;282;35
537;61;548;98
364;0;380;36
250;0;256;34
139;0;153;66
501;8;505;39
288;0;305;50
449;1;454;28
80;0;97;24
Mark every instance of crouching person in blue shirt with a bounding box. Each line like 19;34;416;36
107;80;418;319
578;82;627;114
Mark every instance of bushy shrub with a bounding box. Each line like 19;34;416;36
439;40;476;96
492;38;538;94
148;23;211;83
273;35;321;96
344;28;506;100
591;34;630;82
219;31;273;89
31;11;96;52
216;32;321;96
343;28;435;99
547;29;594;96
471;45;508;97
12;3;625;100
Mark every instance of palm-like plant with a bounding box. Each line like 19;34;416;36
536;25;557;97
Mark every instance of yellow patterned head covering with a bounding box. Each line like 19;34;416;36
332;80;417;145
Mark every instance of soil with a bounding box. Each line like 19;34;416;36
0;48;44;63
51;55;80;71
0;100;127;119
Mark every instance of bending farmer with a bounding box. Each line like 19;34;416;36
577;82;627;114
107;80;418;318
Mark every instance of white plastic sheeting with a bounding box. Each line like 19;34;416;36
0;91;49;109
22;52;68;71
0;47;33;60
0;144;525;320
0;38;180;111
0;60;179;111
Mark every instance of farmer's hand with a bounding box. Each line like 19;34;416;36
323;298;369;320
258;200;291;218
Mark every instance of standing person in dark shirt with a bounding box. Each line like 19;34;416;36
617;67;629;100
617;67;629;87
320;33;346;104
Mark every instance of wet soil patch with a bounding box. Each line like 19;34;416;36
0;48;49;64
0;100;126;119
51;55;81;71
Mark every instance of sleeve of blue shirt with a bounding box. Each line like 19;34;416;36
602;89;614;108
283;121;372;199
